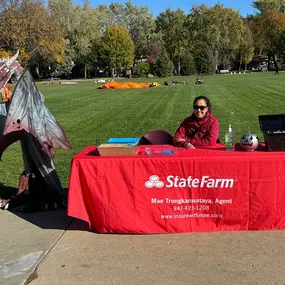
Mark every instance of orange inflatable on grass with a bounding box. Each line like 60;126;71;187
98;81;160;89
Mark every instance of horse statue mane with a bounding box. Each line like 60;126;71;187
0;50;23;90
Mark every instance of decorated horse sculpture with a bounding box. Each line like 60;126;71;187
0;51;71;211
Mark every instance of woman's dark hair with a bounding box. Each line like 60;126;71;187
193;96;212;111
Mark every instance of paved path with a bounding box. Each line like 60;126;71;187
0;210;72;285
2;210;285;285
31;219;285;285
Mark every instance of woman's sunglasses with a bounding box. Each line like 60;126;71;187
193;105;208;111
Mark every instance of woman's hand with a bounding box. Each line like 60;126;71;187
183;142;195;149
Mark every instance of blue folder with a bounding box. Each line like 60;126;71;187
107;138;140;144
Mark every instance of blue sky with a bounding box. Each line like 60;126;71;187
73;0;257;16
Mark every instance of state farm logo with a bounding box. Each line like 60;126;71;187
145;175;164;188
144;175;235;189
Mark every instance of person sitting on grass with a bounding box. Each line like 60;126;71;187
173;96;220;149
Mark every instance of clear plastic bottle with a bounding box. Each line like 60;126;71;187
225;124;235;151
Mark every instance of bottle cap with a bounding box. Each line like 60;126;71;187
228;124;232;133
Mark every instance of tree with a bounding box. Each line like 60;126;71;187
151;52;174;77
146;35;165;64
239;23;254;71
0;0;67;69
276;28;285;63
243;47;255;71
48;0;74;35
253;0;285;13
124;2;156;60
99;1;156;60
180;53;196;75
251;9;285;70
107;2;125;26
156;8;188;74
49;0;104;79
195;45;216;75
47;0;76;78
0;48;11;58
187;4;244;71
71;4;104;79
135;61;150;76
246;15;266;55
98;25;134;76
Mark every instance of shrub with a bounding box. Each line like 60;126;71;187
136;62;150;76
151;53;174;77
195;47;215;75
180;53;196;75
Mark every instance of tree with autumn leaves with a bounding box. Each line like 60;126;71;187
0;0;66;73
98;25;134;76
250;0;285;71
1;0;285;78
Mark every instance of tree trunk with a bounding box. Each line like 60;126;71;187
111;68;115;78
239;55;243;73
267;52;271;71
84;64;87;80
245;63;247;72
273;54;279;74
215;51;219;73
177;60;181;75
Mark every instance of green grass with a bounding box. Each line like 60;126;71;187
1;72;285;188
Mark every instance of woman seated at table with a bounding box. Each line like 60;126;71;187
173;96;219;149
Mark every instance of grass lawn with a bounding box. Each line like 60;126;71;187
1;72;284;188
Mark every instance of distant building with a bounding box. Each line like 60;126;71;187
246;55;268;72
231;55;268;72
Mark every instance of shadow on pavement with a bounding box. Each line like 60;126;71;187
9;210;90;231
0;184;90;232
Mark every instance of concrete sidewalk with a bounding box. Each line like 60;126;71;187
0;210;72;285
3;210;285;285
30;219;285;285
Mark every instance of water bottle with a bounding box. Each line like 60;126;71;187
225;124;235;151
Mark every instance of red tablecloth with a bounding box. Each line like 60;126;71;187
68;145;285;234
